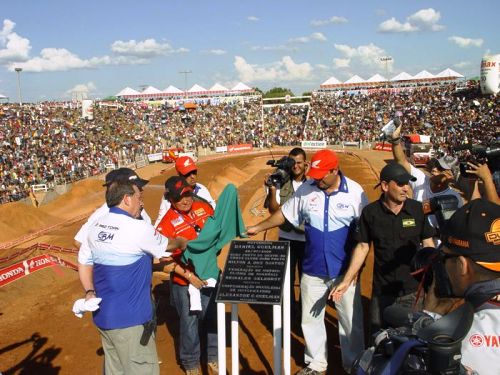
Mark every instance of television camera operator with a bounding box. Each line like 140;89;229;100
264;147;308;321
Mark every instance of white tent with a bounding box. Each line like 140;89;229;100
413;70;435;80
366;74;386;83
391;72;414;81
141;86;162;95
344;75;365;84
208;83;229;93
188;84;208;95
320;76;342;87
232;82;253;92
163;85;184;95
116;87;140;97
435;68;464;78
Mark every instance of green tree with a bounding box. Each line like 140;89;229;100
263;87;294;98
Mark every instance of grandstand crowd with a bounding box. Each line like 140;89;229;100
0;83;498;204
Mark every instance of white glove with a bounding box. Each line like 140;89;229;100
72;297;102;318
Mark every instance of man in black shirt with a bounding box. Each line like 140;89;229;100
330;163;435;333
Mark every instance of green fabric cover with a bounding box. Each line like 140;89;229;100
182;183;246;279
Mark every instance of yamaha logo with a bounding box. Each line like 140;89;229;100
469;334;484;347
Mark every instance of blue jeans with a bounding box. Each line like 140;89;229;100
171;283;218;370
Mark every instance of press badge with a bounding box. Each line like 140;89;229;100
402;218;416;228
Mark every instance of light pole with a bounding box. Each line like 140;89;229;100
15;67;23;105
379;56;392;89
179;70;192;97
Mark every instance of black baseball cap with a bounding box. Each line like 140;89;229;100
442;199;500;272
378;163;417;185
103;168;149;188
164;176;193;202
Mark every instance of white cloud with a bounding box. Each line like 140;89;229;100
311;32;327;42
65;82;96;98
333;58;350;68
247;16;259;22
8;48;149;72
0;19;31;64
449;36;483;48
310;16;348;27
206;49;227;55
378;8;444;33
334;43;393;71
454;61;471;68
408;8;444;31
111;38;187;57
289;33;327;44
378;18;417;33
234;56;313;82
250;45;298;52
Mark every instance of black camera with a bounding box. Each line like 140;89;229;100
422;195;460;231
353;302;474;375
455;143;500;178
265;156;295;189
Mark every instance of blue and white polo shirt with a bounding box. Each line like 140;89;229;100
281;174;368;278
78;207;171;330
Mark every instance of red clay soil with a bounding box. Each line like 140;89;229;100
0;149;391;375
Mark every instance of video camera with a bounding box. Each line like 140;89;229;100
265;156;295;189
454;142;500;177
353;302;474;375
379;117;402;142
422;195;460;231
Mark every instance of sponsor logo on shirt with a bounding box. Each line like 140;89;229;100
336;202;350;210
402;218;416;228
469;333;500;348
194;208;206;216
97;231;114;242
171;216;184;227
308;196;320;211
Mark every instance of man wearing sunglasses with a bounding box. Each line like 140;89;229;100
330;163;435;335
156;176;217;375
155;156;216;227
438;199;500;375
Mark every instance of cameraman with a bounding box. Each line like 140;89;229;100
265;147;308;320
439;199;500;374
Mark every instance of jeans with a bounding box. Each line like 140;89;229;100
301;273;364;373
369;291;418;337
171;283;218;370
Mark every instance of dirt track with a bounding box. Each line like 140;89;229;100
0;148;390;375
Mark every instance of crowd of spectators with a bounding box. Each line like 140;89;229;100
0;83;498;204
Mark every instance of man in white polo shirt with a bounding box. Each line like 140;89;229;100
247;149;367;375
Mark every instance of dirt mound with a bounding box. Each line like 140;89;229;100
0;201;61;243
207;163;250;198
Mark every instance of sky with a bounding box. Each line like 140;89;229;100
0;0;498;102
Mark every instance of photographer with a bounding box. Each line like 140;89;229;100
265;147;308;320
438;199;500;375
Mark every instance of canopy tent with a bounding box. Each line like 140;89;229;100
435;68;464;79
320;76;342;88
116;87;140;97
391;72;414;81
141;86;162;95
163;85;184;95
231;82;253;92
366;74;386;83
188;84;208;95
344;75;365;85
412;70;435;80
208;83;229;94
